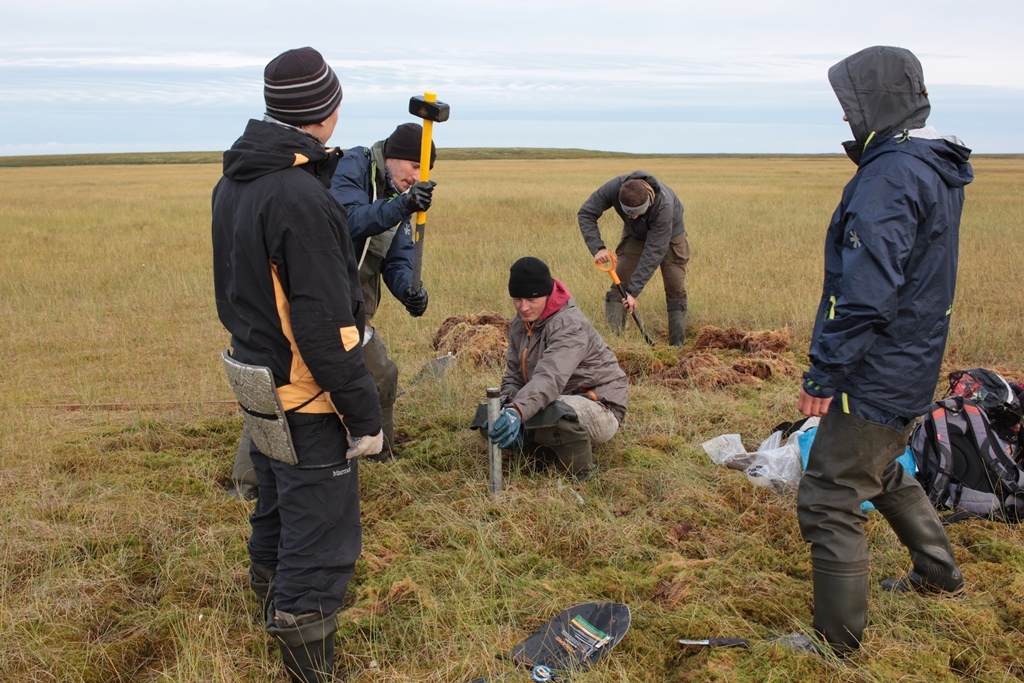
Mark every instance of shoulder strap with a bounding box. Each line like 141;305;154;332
960;400;1023;496
919;398;959;506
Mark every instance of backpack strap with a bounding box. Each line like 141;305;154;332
960;400;1024;496
921;398;959;507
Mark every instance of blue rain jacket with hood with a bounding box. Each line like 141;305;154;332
329;141;415;315
804;46;974;419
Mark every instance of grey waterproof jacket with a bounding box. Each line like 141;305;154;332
804;46;974;418
501;281;628;422
577;171;685;297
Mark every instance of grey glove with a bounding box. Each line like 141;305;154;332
402;180;436;213
345;429;384;460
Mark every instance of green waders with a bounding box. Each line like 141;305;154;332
471;401;596;480
230;424;259;500
797;409;963;654
360;330;399;462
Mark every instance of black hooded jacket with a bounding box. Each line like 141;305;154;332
805;47;974;418
212;119;380;437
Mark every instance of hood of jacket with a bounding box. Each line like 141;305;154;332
539;279;572;320
222;118;342;187
829;46;930;162
860;132;973;190
368;139;401;198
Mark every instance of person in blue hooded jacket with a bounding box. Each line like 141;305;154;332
328;122;436;461
790;46;973;655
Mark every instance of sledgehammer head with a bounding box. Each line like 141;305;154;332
409;95;450;123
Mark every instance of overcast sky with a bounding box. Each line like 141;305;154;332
1;0;1022;155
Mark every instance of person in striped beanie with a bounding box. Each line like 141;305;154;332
214;46;381;683
263;46;343;127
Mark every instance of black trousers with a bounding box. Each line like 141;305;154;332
248;412;361;617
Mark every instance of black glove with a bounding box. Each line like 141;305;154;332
403;287;429;317
402;180;436;213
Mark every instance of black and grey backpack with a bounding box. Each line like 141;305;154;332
910;369;1024;523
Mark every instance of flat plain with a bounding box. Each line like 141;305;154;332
1;153;1022;682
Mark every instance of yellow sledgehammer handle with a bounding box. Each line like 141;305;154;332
408;90;449;290
415;91;436;232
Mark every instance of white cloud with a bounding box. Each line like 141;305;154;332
1;0;1022;153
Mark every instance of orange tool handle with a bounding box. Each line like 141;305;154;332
595;252;622;285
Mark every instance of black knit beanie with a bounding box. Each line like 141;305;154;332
384;122;437;169
508;257;554;298
264;47;343;126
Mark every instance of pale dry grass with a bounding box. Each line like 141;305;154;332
1;156;1022;682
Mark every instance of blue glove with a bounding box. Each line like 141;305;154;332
488;408;524;450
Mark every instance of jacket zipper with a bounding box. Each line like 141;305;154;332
520;323;533;382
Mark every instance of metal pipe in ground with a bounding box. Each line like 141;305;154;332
486;387;502;495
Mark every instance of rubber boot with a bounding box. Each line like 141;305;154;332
605;299;625;336
879;501;964;595
279;636;334;683
248;562;276;627
269;611;338;683
668;307;687;347
812;559;868;656
533;419;596;481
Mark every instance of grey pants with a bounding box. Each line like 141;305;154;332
473;397;618;477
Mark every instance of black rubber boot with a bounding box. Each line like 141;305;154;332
269;611;338;683
279;636;335;683
812;559;868;656
605;299;625;335
879;501;964;595
248;562;277;627
668;308;687;347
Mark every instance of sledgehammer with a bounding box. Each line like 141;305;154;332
408;92;450;291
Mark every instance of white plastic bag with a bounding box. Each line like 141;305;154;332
745;418;819;493
745;443;803;493
701;434;751;470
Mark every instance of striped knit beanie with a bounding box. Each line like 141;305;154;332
264;47;343;126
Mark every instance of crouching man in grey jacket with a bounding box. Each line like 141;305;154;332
475;257;628;480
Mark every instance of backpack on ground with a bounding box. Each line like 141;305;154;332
910;368;1024;523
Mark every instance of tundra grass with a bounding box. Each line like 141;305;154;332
1;156;1022;682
